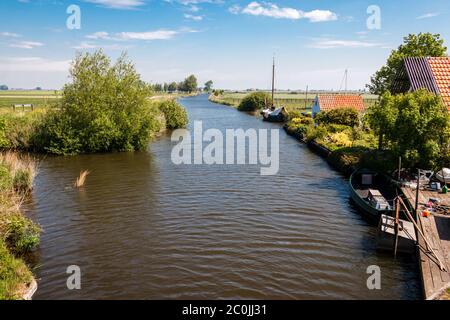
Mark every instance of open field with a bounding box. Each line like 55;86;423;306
0;90;60;96
0;90;61;110
210;91;379;113
0;91;192;110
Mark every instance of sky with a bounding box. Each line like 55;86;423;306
0;0;449;90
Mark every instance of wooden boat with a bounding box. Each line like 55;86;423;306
349;168;396;220
262;106;288;122
261;57;288;123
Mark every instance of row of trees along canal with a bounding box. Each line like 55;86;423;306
150;77;214;93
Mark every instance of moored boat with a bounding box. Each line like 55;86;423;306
349;168;396;220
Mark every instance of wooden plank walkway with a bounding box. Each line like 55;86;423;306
401;187;450;299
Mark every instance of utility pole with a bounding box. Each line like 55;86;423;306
272;56;275;108
305;85;309;110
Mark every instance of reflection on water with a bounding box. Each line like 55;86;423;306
28;94;421;299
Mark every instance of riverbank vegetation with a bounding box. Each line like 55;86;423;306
209;91;378;114
237;91;271;112
0;152;40;300
285;89;450;174
0;51;189;155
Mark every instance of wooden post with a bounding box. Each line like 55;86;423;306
12;104;15;112
415;169;420;223
398;197;446;271
394;197;400;257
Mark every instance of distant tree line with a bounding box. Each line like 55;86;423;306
0;85;8;90
150;76;213;93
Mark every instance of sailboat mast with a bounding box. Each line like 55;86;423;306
272;57;275;108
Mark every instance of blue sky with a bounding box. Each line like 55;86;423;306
0;0;449;90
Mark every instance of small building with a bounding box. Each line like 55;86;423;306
311;94;365;116
391;56;450;110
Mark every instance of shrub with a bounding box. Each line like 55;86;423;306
238;92;271;112
315;108;359;127
295;124;309;137
0;241;33;300
0;166;12;191
306;126;328;142
0;118;10;149
0;213;40;255
330;132;352;147
33;51;162;155
159;100;189;130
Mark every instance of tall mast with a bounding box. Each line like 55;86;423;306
272;56;275;108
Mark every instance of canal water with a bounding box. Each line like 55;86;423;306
28;94;421;299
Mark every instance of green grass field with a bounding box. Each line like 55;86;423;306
0;90;61;110
210;91;379;113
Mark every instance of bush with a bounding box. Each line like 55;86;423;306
0;241;33;300
0;111;46;151
315;108;359;127
330;132;352;147
0;166;12;191
0;213;40;255
159;100;189;130
30;51;162;155
238;92;271;112
306;126;328;142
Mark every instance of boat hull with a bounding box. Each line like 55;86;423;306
349;169;395;221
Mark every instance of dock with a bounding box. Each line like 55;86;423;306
401;186;450;300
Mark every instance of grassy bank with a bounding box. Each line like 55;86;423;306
209;91;379;114
0;152;40;300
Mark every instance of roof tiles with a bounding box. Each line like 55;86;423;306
317;95;365;112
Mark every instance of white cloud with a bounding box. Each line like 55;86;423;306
416;12;440;20
228;5;241;14
83;0;146;10
84;28;197;42
235;2;337;22
0;32;21;38
308;38;384;49
184;14;203;21
9;41;44;49
303;10;338;23
86;31;111;40
116;30;178;40
0;57;70;72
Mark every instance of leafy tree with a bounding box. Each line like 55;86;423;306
163;83;169;92
168;82;177;93
0;85;8;90
367;33;447;95
366;89;450;169
238;92;270;112
182;75;198;93
34;50;161;155
159;100;188;129
153;83;163;92
204;80;213;92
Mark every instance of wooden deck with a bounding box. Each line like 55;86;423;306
401;186;450;300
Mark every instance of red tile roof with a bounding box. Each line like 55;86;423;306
317;94;365;112
428;57;450;110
